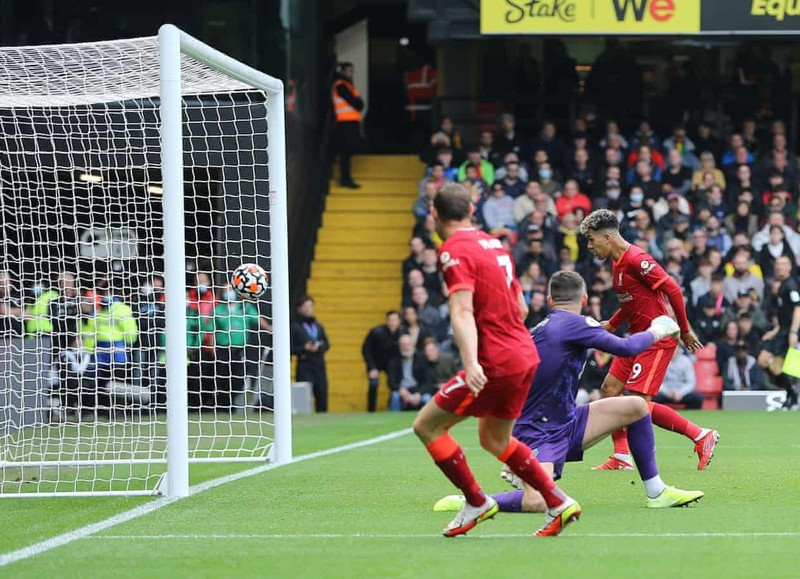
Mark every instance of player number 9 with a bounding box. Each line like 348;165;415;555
631;362;643;380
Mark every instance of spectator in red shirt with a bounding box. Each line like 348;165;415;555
555;179;592;219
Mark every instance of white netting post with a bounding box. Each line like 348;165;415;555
265;75;292;466
159;24;189;498
0;26;291;498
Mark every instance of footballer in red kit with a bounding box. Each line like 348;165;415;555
607;243;680;396
413;183;581;538
435;229;539;418
580;209;719;472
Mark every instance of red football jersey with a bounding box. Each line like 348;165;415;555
438;228;538;378
611;244;673;334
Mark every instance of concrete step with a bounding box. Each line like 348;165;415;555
351;155;426;176
307;278;400;295
329;179;421;196
325;195;414;212
311;261;402;280
317;227;411;246
315;312;383;325
322;211;414;229
314;244;408;261
312;295;400;309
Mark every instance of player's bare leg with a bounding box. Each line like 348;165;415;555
413;399;498;537
585;398;703;506
625;390;719;470
438;396;701;512
595;373;718;471
479;415;580;536
592;373;634;470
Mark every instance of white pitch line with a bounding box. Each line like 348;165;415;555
0;427;413;568
88;532;800;540
353;444;779;451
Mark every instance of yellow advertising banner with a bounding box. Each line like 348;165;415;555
481;0;702;35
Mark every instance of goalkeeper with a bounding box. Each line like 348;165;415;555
435;271;704;515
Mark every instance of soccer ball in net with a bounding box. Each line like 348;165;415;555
231;263;269;300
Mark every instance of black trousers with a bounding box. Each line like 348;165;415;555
297;358;328;413
334;121;360;184
188;349;217;410
215;348;245;410
367;376;379;412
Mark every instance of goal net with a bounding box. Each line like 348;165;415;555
0;25;291;497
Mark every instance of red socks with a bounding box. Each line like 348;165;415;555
613;402;703;453
648;401;703;440
612;427;630;455
426;433;485;506
499;438;567;509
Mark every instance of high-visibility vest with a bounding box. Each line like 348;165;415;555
25;290;58;335
332;79;362;122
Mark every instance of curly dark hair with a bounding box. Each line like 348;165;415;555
579;209;620;235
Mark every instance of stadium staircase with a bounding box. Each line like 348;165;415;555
306;155;425;411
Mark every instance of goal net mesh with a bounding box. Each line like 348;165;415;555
0;36;275;495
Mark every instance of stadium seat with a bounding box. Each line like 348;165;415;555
695;375;723;410
696;342;717;361
694;359;719;379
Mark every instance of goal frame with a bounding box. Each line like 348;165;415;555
158;24;292;498
0;25;291;499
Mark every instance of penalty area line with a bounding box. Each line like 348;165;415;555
88;532;800;540
0;427;413;568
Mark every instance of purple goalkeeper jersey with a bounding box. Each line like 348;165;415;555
515;309;655;434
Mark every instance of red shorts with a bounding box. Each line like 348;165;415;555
433;364;538;420
609;341;677;397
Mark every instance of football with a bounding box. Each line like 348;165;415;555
231;263;269;300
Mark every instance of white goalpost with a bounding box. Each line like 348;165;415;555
0;24;292;497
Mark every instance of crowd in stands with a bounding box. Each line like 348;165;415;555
367;109;800;411
0;264;271;419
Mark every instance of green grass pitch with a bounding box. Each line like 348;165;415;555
1;410;799;578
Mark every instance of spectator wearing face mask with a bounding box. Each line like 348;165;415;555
620;186;653;238
535;161;561;197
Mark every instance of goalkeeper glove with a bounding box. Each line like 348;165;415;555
648;315;680;342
